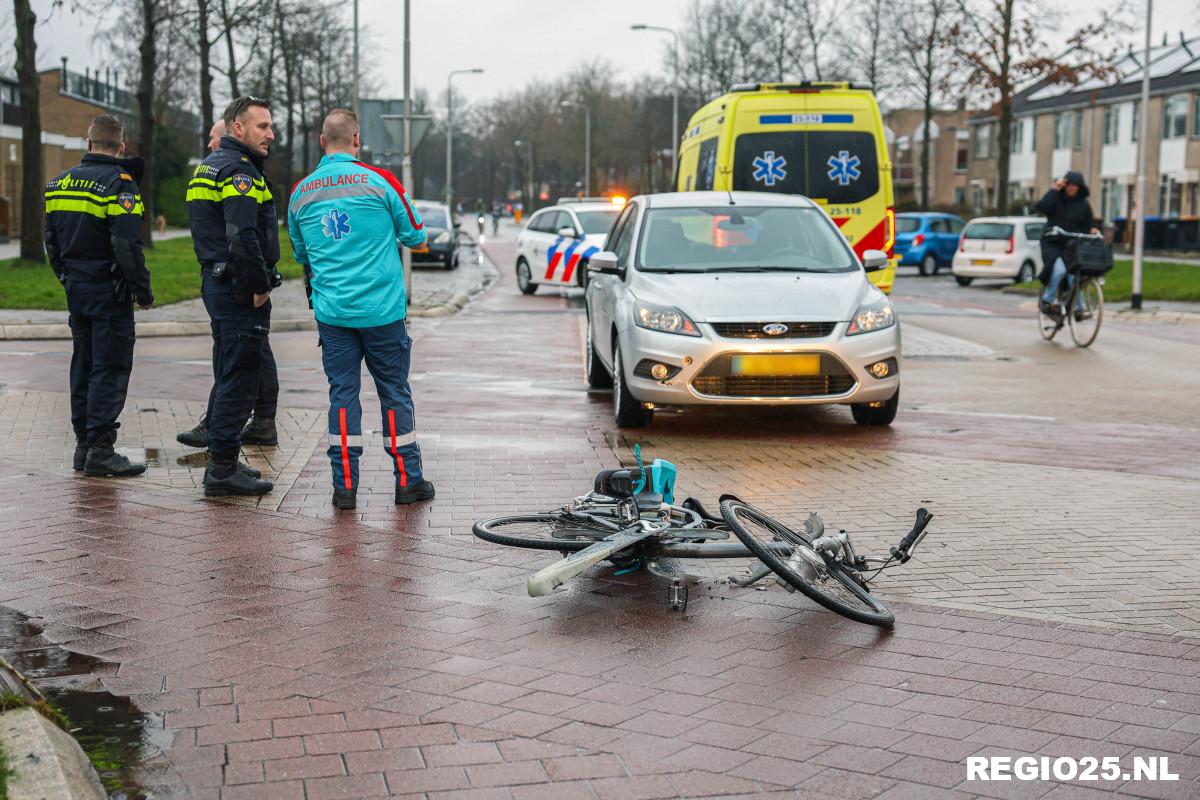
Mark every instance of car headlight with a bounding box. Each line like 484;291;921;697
634;300;700;337
433;231;451;244
846;296;895;335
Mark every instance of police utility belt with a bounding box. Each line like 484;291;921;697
65;266;133;302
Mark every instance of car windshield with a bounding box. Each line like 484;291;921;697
576;209;620;235
635;206;857;273
418;208;448;228
963;222;1014;239
895;217;921;233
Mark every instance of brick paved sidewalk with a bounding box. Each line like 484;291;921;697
0;239;1196;798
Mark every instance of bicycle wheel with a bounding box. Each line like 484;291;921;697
1037;301;1061;341
473;513;618;552
1068;278;1103;348
720;499;895;627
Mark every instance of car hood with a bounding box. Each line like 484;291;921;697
628;269;873;323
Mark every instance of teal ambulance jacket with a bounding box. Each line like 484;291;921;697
288;153;426;328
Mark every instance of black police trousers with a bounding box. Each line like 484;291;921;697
205;324;278;419
200;272;271;461
67;281;135;445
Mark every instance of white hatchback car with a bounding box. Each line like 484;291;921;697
951;216;1045;286
515;200;623;293
585;192;901;428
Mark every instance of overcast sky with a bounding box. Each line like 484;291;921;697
17;0;1199;106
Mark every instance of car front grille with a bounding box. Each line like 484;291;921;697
709;321;837;339
691;353;856;398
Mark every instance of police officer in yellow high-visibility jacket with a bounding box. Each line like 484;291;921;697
186;96;281;497
44;114;154;478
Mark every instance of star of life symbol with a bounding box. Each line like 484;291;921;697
751;151;787;187
826;150;862;186
322;208;352;240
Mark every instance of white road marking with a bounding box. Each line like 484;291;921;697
907;407;1056;422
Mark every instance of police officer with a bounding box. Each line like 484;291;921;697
44;114;154;477
186;96;281;496
176;117;280;451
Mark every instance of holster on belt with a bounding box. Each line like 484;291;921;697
109;264;132;303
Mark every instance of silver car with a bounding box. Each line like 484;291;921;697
584;192;901;428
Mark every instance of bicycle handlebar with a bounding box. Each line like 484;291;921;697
1045;226;1103;240
891;508;933;564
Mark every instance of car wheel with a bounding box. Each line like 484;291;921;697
851;389;899;427
516;259;537;295
613;338;651;428
954;275;974;287
1016;261;1035;284
585;314;612;389
920;254;936;277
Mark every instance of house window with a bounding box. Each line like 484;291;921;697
1132;101;1139;143
1159;175;1182;217
1163;94;1188;139
954;186;965;205
1194;97;1200;139
1054;113;1072;149
1103;106;1120;145
1073;110;1084;149
973;124;992;159
1011;119;1024;153
1100;177;1122;221
956;138;969;171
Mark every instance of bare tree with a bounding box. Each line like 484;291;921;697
898;0;955;209
197;0;215;152
948;0;1125;214
840;0;894;93
12;0;42;261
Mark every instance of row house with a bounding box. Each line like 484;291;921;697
967;34;1200;225
883;107;974;211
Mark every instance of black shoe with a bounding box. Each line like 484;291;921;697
332;487;357;509
241;415;278;446
395;479;435;505
177;414;209;448
204;459;273;497
237;460;263;479
73;441;88;472
83;446;147;478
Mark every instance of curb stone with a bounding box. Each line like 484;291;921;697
0;707;106;799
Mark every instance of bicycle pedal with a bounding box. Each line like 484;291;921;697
666;579;688;612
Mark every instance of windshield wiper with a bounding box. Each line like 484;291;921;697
705;266;829;273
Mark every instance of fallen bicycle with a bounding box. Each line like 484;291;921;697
472;448;933;627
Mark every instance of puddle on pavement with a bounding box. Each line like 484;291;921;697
111;448;163;468
0;606;166;799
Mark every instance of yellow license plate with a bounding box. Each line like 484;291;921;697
972;259;993;266
731;354;820;376
412;244;430;253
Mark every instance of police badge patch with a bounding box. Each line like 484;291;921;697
117;193;137;212
231;174;253;195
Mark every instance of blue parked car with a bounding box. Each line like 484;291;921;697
895;212;966;276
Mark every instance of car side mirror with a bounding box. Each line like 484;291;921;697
862;249;888;272
557;226;579;239
587;251;623;276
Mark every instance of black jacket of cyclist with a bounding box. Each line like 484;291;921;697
1035;170;1097;285
44;113;153;478
186;96;279;498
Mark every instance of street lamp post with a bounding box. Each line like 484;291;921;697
631;23;680;181
514;139;534;214
446;68;484;217
560;100;591;197
1132;0;1152;311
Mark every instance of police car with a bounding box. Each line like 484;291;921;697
514;198;623;294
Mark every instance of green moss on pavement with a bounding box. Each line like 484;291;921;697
0;232;304;311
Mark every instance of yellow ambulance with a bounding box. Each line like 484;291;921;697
676;82;896;293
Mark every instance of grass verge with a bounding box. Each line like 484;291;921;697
0;737;10;800
1013;260;1200;302
0;232;304;311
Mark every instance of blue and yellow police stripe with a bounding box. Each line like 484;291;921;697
186;174;271;204
45;189;144;218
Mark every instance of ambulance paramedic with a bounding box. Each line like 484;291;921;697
287;109;434;510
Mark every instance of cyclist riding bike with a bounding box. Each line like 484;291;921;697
1035;171;1100;316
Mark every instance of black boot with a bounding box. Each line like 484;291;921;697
241;415;278;446
395;479;435;505
237;460;263;479
73;440;88;472
177;414;209;448
84;432;146;478
332;487;357;510
204;458;273;497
